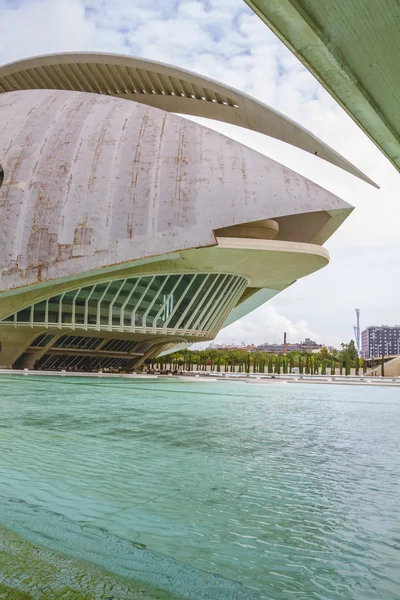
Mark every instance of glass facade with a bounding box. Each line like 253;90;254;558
52;336;103;351
35;354;136;372
29;334;55;348
1;273;248;338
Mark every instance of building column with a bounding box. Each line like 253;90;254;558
0;328;39;369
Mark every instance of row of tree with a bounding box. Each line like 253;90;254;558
146;340;367;375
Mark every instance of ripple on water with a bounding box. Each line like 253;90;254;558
0;375;399;599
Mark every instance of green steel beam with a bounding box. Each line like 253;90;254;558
245;0;400;174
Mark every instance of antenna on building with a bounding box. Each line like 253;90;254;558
354;309;361;356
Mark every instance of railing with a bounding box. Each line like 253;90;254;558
1;272;248;339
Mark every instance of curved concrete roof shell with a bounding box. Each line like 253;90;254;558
0;52;376;187
0;86;353;367
245;0;400;175
0;88;347;299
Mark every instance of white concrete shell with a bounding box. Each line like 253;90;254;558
245;0;400;175
0;52;375;186
0;87;351;369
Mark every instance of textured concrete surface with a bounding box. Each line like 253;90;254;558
0;525;154;599
0;89;350;296
245;0;400;175
370;356;400;377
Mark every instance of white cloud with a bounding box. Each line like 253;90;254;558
0;0;126;62
1;0;399;347
211;304;321;346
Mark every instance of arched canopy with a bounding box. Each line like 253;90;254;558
0;52;376;187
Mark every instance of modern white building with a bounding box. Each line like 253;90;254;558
0;53;361;371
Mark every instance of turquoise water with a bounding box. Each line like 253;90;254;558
0;375;399;599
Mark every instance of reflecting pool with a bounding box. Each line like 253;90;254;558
0;375;399;599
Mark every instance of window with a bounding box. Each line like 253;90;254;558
30;334;55;348
52;336;103;350
101;339;137;353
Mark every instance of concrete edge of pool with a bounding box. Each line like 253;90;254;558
1;369;400;387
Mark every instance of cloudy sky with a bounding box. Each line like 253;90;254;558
1;0;399;348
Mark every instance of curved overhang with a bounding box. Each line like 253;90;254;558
0;51;376;187
0;236;329;368
245;0;400;176
0;238;329;323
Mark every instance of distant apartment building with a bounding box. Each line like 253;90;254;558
361;326;400;359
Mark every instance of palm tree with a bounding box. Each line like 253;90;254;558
311;355;315;375
345;351;351;376
355;356;360;376
282;356;287;374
